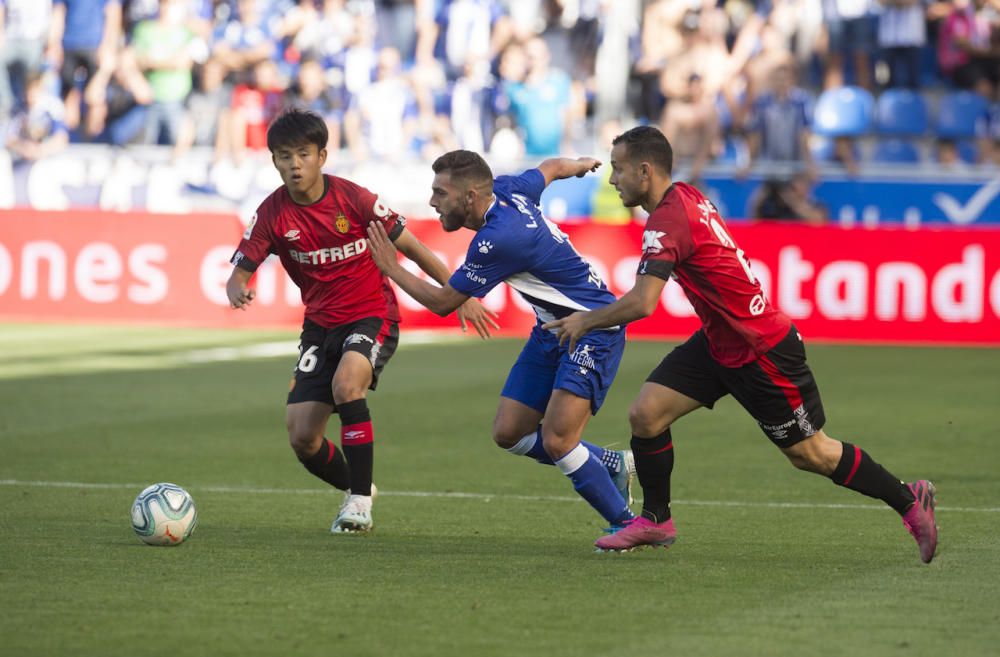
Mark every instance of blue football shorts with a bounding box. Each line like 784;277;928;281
501;323;626;415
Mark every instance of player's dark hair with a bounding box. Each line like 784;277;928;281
432;150;494;188
612;126;673;176
266;107;328;153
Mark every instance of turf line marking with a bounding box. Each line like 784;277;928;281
1;479;997;513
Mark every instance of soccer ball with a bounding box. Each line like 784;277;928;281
130;483;198;546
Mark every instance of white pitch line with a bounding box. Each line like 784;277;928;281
0;479;997;513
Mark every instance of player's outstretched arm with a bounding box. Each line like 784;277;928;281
367;222;471;318
537;157;601;187
226;267;256;311
542;274;667;351
392;227;500;338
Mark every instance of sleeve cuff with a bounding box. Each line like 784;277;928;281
637;259;674;280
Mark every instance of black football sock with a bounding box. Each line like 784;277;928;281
830;442;915;514
298;438;350;490
339;399;373;496
632;430;675;523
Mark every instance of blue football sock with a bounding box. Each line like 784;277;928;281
555;444;634;525
507;426;618;472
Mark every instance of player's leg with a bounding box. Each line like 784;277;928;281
495;326;630;481
540;390;634;528
286;321;351;491
329;318;399;533
731;326;935;562
595;332;720;551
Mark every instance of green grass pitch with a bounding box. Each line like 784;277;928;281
1;324;998;657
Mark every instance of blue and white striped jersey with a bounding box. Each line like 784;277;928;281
448;168;617;327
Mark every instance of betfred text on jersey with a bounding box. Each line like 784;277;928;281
289;238;368;265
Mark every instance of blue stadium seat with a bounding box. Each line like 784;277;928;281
956;140;979;163
812;86;875;137
876;89;929;136
872;138;922;164
714;135;749;167
936;91;990;139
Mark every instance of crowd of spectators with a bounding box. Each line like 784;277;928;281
2;0;1000;186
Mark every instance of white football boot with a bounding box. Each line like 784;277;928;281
331;483;377;533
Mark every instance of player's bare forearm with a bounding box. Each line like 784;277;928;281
367;222;466;316
537;157;601;186
542;275;665;349
394;229;451;286
226;267;255;310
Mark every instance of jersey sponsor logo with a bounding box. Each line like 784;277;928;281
642;230;666;254
464;269;488;285
335;213;350;234
243;212;257;240
284;229;301;241
477;240;494;254
569;344;597;369
759;418;795;440
289;238;368;265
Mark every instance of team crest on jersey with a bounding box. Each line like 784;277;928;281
335;213;350;234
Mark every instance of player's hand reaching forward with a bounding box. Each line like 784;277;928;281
574;157;601;176
366;221;400;275
542;311;592;352
457;299;501;339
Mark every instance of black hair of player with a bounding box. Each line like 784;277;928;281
432;150;494;188
613;126;673;176
266;107;328;154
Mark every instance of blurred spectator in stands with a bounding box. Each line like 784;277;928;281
502;37;574;156
227;57;285;159
937;0;998;95
212;0;275;75
980;95;1000;164
877;0;929;88
660;73;720;184
488;113;525;167
450;55;494;152
342;8;379;98
740;22;796;103
131;0;197;145
279;0;355;68
0;0;53;121
831;135;862;174
740;63;815;178
424;0;511;80
592;0;640;124
284;55;346;152
658;5;733;103
935;136;972;166
4;70;69;161
822;0;875;89
632;0;686;122
47;0;123;134
123;0;212;42
410;50;458;159
590;118;636;224
375;0;428;62
750;172;829;223
81;46;152;143
344;46;418;161
174;57;231;158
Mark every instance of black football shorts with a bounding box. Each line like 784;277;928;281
647;326;826;446
287;316;399;410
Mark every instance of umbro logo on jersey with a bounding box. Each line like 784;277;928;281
284;229;301;241
477;240;494;254
642;230;666;254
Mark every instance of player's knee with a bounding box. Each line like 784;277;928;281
331;383;366;406
491;425;521;449
628;400;670;438
286;428;322;460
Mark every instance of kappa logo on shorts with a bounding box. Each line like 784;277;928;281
794;404;816;436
